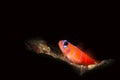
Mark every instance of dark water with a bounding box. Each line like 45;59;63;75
4;7;119;80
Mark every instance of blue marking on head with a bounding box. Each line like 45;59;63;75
63;40;68;48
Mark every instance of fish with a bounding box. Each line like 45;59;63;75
58;40;97;65
25;38;114;75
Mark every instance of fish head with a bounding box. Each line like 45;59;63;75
58;40;70;55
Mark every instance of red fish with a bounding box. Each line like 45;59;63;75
58;40;97;65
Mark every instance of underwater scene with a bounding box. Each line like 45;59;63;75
13;26;119;80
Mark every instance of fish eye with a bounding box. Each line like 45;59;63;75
63;40;68;48
64;41;68;46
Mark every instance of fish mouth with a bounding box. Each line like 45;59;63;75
58;40;66;52
58;40;63;46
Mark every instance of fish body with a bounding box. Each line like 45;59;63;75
58;40;96;65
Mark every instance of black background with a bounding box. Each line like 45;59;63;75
3;3;119;80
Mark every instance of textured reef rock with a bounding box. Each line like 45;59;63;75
25;38;115;76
